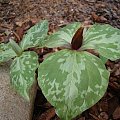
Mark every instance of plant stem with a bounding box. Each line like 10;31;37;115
9;39;23;56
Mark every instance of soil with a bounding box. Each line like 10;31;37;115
0;0;120;120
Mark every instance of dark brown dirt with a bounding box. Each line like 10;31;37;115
0;0;120;120
0;0;120;30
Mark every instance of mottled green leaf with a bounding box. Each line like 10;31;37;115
38;49;109;120
0;43;16;63
45;22;81;48
81;24;120;61
20;20;48;50
99;55;108;64
10;51;39;100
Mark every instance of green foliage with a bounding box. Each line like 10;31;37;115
10;51;38;100
45;22;81;48
20;20;48;50
38;49;109;120
0;20;120;119
0;20;47;100
38;22;120;119
81;24;120;61
0;43;17;63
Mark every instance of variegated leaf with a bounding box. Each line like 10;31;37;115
20;20;48;50
45;22;81;48
38;49;109;120
81;24;120;61
0;43;16;63
10;51;39;100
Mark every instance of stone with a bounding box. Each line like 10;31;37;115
0;62;36;120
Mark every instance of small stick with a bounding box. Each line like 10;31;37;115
12;31;21;41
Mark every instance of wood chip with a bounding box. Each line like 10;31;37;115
37;107;55;120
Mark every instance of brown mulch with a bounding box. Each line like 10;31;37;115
0;0;120;120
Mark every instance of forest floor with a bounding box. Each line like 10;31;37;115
0;0;120;120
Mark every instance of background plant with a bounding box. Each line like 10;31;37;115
0;20;120;120
0;20;48;100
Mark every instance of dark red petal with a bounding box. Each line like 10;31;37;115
71;27;84;50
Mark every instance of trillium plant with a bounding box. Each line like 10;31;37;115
0;20;120;120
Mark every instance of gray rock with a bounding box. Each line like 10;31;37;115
0;62;36;120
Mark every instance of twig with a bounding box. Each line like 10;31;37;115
12;31;21;41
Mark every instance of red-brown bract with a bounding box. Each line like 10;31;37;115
71;27;84;50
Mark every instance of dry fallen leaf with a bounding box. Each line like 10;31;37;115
92;12;107;23
113;106;120;119
37;107;55;120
